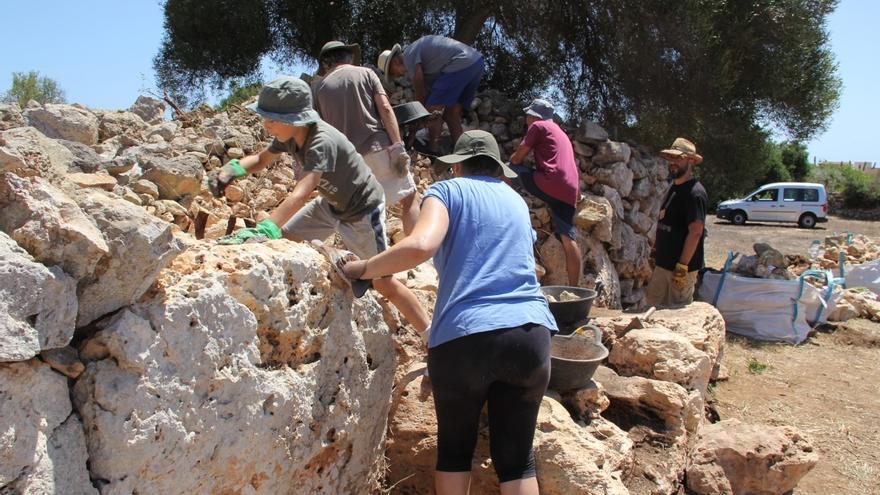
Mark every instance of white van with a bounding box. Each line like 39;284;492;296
716;182;828;228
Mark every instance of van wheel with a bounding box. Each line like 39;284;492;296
798;213;817;229
731;210;747;225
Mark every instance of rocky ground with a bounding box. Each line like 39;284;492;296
705;217;880;494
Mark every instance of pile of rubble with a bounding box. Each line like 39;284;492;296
731;243;796;280
810;233;880;269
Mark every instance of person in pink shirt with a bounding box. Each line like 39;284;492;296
509;99;583;286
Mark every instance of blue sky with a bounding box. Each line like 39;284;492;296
1;0;876;165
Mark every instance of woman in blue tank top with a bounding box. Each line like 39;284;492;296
342;130;556;495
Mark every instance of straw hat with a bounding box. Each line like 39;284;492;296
660;137;703;165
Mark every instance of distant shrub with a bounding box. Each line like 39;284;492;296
812;164;880;208
216;82;262;110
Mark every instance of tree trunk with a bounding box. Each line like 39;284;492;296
453;5;493;45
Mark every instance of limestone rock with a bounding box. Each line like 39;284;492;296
646;303;726;378
131;178;159;199
0;359;96;494
0;126;75;182
593;141;632;166
686;419;818;495
625;208;653;235
139;154;203;199
628;157;649;180
576;120;609;144
386;371;632;495
0;103;28;130
608;327;713;393
533;399;632;495
73;242;395;494
23;103;99;145
146;121;179;142
575;194;613;242
0;232;77;362
593;366;702;437
40;346;85;379
98;110;148;141
0;173;109;280
594;162;633;198
57;139;105;173
602;184;625;220
129;95;166;125
67;172;117;190
559;380;609;420
573;140;594;157
73;190;182;327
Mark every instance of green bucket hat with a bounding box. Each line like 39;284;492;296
435;130;518;179
246;76;320;126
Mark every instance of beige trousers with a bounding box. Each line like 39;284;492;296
644;267;698;308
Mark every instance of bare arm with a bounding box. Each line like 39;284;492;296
678;221;704;267
510;141;533;165
359;197;449;278
239;147;281;174
374;92;403;144
268;171;322;227
412;63;428;103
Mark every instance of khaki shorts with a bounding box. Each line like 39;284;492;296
363;148;417;205
644;266;698;308
280;197;388;259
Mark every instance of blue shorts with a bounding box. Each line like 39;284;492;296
511;165;577;241
426;57;485;108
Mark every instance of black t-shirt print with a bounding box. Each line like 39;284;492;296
654;179;708;272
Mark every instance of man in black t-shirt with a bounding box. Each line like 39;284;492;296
646;138;708;307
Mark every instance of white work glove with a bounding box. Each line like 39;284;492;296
387;142;410;177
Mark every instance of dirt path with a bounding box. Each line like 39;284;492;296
703;216;880;494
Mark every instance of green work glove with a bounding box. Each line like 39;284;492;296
217;219;282;245
207;159;247;197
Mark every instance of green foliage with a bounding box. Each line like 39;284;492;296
216;82;262;110
780;142;810;181
155;0;841;198
2;71;66;107
748;357;768;375
810;163;880;208
761;141;793;185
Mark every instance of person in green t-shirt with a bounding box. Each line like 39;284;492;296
207;76;430;334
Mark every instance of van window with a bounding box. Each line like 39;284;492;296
782;188;820;202
753;189;778;201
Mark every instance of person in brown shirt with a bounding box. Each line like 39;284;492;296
313;41;420;234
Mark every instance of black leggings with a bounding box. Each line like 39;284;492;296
427;323;551;482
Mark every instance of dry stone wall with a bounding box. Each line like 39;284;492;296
390;83;668;308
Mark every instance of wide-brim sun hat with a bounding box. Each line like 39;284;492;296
523;98;555;120
435;130;518;179
317;40;362;76
246;76;320;126
660;137;703;165
377;43;403;83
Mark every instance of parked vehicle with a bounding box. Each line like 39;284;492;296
716;182;828;228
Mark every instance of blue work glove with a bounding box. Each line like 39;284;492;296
207;159;247;197
217;219;282;245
